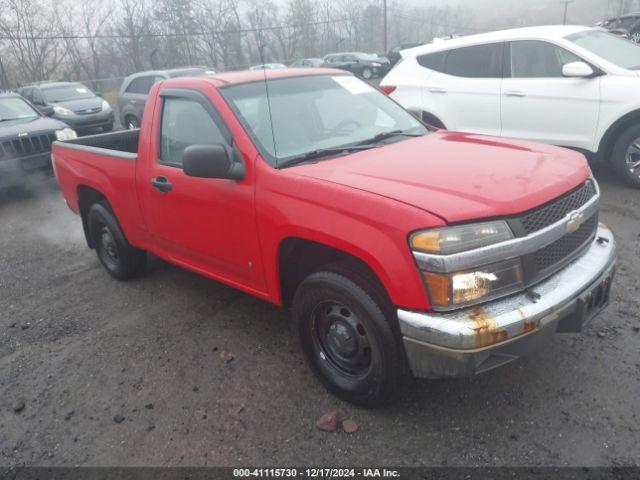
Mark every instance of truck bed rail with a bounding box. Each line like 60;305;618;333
54;129;138;160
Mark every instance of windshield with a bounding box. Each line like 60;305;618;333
0;97;39;122
566;30;640;70
220;75;426;166
42;84;96;103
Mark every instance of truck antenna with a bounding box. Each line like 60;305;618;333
257;22;278;164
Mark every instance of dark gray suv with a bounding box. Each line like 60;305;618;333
117;67;215;129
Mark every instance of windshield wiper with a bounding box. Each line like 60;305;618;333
357;129;424;145
277;144;379;169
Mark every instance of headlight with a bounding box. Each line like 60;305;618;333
422;259;524;309
53;105;74;116
371;62;381;67
411;221;520;310
55;128;77;141
102;100;112;111
410;221;513;255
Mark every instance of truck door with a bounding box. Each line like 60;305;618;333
140;87;266;294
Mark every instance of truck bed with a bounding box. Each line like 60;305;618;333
56;129;139;159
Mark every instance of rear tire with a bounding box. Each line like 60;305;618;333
293;265;409;407
87;201;146;280
611;123;640;188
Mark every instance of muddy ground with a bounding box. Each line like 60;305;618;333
0;166;639;467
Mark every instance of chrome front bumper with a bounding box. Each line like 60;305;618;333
398;224;616;379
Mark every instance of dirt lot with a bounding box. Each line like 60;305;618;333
0;166;639;468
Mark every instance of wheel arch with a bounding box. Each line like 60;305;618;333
597;108;640;162
77;185;110;248
277;237;393;309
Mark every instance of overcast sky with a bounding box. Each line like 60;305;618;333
407;0;622;27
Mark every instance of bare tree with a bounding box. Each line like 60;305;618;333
0;0;67;83
61;0;113;89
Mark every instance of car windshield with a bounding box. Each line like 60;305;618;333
0;97;39;122
43;84;96;103
566;30;640;70
221;74;426;166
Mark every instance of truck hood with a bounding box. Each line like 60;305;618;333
52;96;103;114
291;131;591;223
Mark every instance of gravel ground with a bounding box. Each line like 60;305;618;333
0;165;639;468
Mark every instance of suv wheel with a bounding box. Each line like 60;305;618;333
632;31;640;43
611;123;640;188
361;67;373;80
125;115;140;130
293;266;408;407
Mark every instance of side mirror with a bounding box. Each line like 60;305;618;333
182;144;245;180
40;105;55;117
562;61;595;78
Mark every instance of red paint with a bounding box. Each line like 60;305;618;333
380;85;397;95
52;71;590;312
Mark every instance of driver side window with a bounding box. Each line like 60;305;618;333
159;97;226;167
510;41;582;78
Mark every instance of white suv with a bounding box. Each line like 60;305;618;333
381;25;640;187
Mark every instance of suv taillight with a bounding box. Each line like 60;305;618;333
381;85;396;95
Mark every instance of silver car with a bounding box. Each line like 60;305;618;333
117;67;215;129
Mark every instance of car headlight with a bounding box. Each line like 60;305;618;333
410;221;513;255
102;100;112;111
53;105;74;116
55;128;78;141
421;259;524;309
410;221;522;309
371;62;381;67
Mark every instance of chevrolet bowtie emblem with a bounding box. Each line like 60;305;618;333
566;211;585;234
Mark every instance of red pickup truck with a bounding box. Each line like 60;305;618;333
52;69;616;406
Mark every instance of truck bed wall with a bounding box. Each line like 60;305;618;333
62;129;139;155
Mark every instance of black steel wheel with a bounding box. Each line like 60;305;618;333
87;201;146;280
311;301;373;378
293;266;409;407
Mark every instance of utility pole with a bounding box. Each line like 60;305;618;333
383;0;388;52
561;0;574;25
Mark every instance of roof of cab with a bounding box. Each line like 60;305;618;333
198;67;346;87
403;25;594;57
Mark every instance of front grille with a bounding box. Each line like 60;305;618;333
533;213;598;273
0;133;56;161
520;180;596;234
503;180;600;287
75;107;102;115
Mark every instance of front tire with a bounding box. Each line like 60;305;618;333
361;67;373;80
611;123;640;188
293;268;408;407
87;202;146;280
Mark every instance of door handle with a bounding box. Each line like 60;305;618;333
151;176;172;193
427;86;447;94
504;90;526;97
